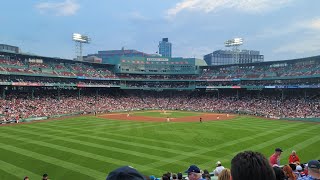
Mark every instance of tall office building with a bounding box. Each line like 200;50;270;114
158;38;172;57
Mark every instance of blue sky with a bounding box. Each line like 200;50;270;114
0;0;320;61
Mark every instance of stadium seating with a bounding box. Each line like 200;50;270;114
1;90;319;122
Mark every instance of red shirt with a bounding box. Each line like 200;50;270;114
270;153;280;166
288;154;300;164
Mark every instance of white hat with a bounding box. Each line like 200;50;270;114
216;161;221;165
296;165;302;171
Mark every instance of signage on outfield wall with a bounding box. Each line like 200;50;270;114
146;58;169;62
265;86;276;88
204;79;240;82
76;76;120;81
0;82;11;85
12;82;42;86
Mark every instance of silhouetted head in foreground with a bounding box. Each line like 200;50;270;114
231;151;276;180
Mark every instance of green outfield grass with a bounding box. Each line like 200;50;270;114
132;110;201;118
0;111;319;179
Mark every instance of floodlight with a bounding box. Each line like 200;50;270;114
224;38;244;64
72;33;91;61
225;38;243;47
72;33;90;43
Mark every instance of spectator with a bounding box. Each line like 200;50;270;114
185;165;204;180
289;150;301;164
42;173;49;180
218;168;231;180
298;160;320;180
177;172;183;180
172;173;177;180
231;151;276;180
296;165;306;178
283;165;297;180
149;175;156;180
214;161;225;176
106;166;146;180
161;175;169;180
23;177;29;180
270;148;283;166
273;166;286;180
202;169;211;180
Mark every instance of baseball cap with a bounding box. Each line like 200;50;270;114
275;148;283;152
308;160;320;169
296;165;302;171
106;166;146;180
216;161;222;165
185;165;201;173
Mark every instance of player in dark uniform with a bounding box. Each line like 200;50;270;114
200;117;202;123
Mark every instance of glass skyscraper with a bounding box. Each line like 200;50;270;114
158;38;172;57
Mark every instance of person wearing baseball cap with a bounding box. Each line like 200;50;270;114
298;160;320;180
213;161;225;176
185;165;204;180
269;148;283;166
106;166;146;180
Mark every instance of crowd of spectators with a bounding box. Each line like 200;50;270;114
0;58;116;79
2;57;320;81
200;62;320;80
20;149;319;179
125;82;190;88
0;75;120;86
1;90;319;122
102;150;319;180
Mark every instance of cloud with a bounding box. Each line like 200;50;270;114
35;0;80;16
271;18;320;54
307;18;320;30
167;0;293;18
273;35;320;54
253;17;320;40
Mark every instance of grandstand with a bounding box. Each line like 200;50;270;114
0;51;320;122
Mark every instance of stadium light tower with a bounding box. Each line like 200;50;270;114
225;38;243;64
72;33;90;61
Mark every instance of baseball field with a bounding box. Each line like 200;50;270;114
0;110;319;179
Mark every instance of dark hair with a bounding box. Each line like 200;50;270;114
166;172;171;178
231;151;276;180
202;170;210;179
273;167;285;180
23;177;29;180
42;173;48;180
162;175;169;180
172;173;177;179
205;174;211;180
202;173;206;179
289;163;296;171
177;172;183;180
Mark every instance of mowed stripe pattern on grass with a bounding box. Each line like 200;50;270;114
0;114;319;179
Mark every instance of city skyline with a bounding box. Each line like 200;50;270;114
0;0;320;61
